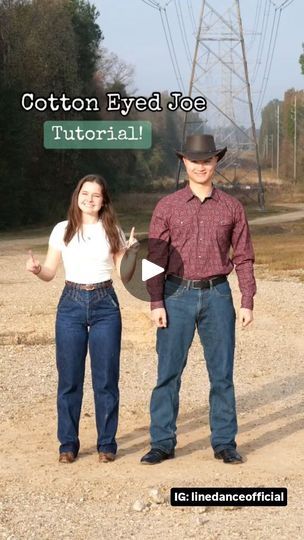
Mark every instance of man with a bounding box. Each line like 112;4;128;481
141;134;256;465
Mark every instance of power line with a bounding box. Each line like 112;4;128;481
158;8;181;89
279;0;296;9
252;0;295;116
255;4;282;117
187;0;197;34
163;8;186;92
140;0;159;10
148;0;161;6
254;5;280;114
139;0;186;92
251;0;272;83
158;8;184;92
247;0;263;51
174;0;192;67
140;0;176;8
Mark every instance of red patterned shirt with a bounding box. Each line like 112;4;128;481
148;184;256;310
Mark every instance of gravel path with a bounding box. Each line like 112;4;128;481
0;233;303;539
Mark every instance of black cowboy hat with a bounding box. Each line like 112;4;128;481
176;134;227;162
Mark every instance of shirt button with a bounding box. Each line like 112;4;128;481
199;256;202;258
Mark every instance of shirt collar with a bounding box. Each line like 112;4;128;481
182;183;219;202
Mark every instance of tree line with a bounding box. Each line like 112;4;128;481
0;0;191;229
259;47;304;183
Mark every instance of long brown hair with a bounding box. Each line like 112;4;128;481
64;174;122;254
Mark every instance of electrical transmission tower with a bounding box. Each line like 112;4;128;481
178;0;265;209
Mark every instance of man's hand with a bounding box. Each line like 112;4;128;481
239;307;253;328
151;308;167;328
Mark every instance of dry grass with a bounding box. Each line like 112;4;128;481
114;192;163;232
264;181;304;204
0;330;54;346
251;220;304;279
1;188;303;283
114;191;299;231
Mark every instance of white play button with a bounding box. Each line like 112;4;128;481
120;238;183;301
141;259;164;282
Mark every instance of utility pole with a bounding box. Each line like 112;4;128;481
294;93;297;182
276;103;280;180
270;134;274;174
264;135;268;160
177;0;265;209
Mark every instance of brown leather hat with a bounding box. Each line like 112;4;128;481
176;134;227;162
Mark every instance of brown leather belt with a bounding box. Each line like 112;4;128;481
166;274;227;289
65;280;112;291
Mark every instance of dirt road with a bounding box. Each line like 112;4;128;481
249;204;304;226
0;228;303;539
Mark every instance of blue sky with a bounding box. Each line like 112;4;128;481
95;0;303;125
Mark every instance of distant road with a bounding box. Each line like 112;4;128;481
249;203;304;225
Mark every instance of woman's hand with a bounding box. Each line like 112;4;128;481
26;246;61;281
114;227;140;282
26;250;41;275
126;227;140;253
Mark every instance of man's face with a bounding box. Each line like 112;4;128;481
183;156;218;185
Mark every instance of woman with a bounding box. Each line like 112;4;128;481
26;174;139;464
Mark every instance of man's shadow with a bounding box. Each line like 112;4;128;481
114;371;304;458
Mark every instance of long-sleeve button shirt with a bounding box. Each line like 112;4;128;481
148;184;256;310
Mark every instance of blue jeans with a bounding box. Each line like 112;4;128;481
55;285;121;455
150;278;237;453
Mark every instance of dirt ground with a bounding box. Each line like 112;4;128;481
0;230;304;540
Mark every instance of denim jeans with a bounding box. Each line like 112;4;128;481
150;278;237;454
55;285;121;455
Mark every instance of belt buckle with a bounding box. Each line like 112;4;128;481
84;284;95;291
192;280;202;289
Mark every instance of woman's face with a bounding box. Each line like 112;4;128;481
78;181;103;217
